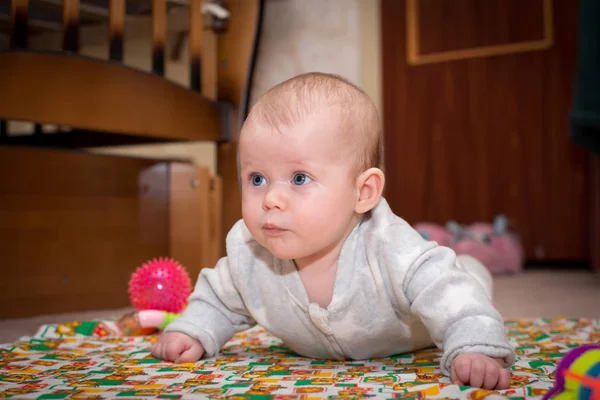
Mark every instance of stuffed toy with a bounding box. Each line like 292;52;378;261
413;222;454;247
414;215;524;275
451;215;524;275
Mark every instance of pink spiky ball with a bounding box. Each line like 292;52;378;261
128;257;192;313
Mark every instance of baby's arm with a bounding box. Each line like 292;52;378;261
380;223;515;388
153;255;255;362
400;244;515;386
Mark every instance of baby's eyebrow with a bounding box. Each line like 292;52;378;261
285;156;314;166
239;158;259;168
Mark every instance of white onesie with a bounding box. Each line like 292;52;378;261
164;198;516;375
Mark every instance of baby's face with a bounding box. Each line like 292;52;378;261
239;112;359;262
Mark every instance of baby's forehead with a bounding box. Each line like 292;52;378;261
243;73;380;173
244;108;351;146
241;116;356;162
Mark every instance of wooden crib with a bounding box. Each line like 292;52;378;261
0;0;263;318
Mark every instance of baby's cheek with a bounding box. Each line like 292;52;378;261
241;195;259;218
246;217;262;239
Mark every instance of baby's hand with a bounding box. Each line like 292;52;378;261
451;353;511;390
151;331;205;363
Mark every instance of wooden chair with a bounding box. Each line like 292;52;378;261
0;0;264;318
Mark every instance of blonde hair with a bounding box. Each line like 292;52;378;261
245;72;383;175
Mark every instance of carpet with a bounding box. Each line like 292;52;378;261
0;317;598;399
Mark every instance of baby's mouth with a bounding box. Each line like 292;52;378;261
263;223;286;235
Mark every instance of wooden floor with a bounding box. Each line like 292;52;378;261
493;269;600;319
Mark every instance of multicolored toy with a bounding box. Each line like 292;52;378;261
543;344;600;400
116;309;181;336
128;257;192;314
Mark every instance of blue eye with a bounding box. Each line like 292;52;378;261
293;173;312;186
251;174;266;186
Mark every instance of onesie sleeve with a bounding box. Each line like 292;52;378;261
163;255;256;358
381;223;516;375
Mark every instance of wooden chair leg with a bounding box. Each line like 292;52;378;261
218;140;241;250
209;176;224;265
169;163;211;280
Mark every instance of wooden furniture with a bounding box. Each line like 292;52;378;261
0;0;264;317
0;147;219;318
381;0;595;268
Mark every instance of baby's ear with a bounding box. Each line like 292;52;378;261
355;168;385;214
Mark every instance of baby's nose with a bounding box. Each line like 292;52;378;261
263;184;287;210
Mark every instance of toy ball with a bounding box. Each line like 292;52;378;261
543;344;600;400
128;257;192;313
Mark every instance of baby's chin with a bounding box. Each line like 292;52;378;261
247;226;311;260
262;242;300;260
257;237;306;260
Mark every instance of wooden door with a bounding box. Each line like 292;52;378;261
381;0;590;262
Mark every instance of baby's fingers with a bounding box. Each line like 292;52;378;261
482;361;500;390
469;358;486;388
450;366;460;386
496;368;512;390
164;340;187;362
175;344;204;363
150;341;164;359
452;357;471;385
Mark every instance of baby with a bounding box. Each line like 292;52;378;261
152;72;516;390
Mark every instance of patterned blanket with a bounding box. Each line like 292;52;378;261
0;317;598;399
